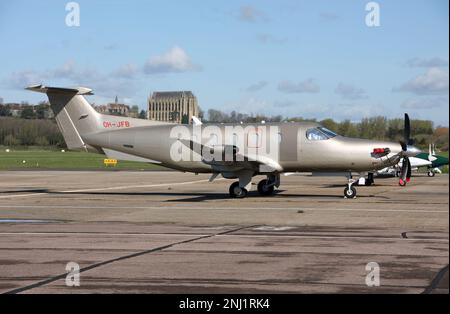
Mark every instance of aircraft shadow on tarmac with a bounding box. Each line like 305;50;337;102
0;188;49;194
2;188;387;202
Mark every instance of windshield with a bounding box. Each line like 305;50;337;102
318;127;337;138
306;127;338;141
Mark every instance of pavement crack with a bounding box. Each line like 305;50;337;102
3;224;259;294
422;264;449;294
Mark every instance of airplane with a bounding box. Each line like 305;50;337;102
416;144;449;177
377;144;448;177
26;84;422;199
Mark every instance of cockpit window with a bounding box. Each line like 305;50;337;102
306;127;337;141
318;127;337;138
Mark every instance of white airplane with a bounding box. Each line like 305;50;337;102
378;144;447;177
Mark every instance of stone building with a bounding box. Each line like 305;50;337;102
94;96;130;116
148;91;199;124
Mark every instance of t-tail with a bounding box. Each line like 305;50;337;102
26;84;168;153
26;85;101;152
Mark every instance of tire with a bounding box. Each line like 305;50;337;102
399;179;407;186
229;182;248;198
344;186;357;198
428;171;435;177
257;179;275;196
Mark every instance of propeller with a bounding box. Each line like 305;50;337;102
399;113;413;186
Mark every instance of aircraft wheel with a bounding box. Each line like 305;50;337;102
344;186;357;199
428;171;435;177
257;179;275;196
229;182;248;198
399;179;407;186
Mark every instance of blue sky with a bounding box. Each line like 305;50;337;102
0;0;448;125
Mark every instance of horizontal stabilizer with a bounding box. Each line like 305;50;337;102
102;148;162;164
26;84;93;95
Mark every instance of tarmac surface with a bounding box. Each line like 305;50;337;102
0;170;448;294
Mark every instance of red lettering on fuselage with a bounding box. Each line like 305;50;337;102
102;120;131;129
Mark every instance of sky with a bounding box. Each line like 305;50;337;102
0;0;448;125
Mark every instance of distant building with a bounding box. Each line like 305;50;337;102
94;96;130;116
148;91;199;124
0;97;3;105
5;103;23;117
0;102;53;119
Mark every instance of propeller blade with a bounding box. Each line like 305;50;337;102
399;157;409;186
406;157;411;183
404;113;410;144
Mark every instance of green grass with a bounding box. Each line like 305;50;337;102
0;148;165;171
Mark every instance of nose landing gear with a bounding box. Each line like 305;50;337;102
344;175;357;199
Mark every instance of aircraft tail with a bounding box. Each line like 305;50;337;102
26;84;101;152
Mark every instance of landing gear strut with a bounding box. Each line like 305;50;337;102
365;173;374;186
344;175;357;199
228;170;253;198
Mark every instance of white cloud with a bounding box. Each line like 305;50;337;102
406;57;448;68
319;12;339;21
238;5;267;23
245;81;268;92
256;33;287;44
143;46;200;74
335;82;368;100
278;79;320;94
52;60;76;78
8;70;42;88
401;97;447;109
395;67;449;95
114;63;138;78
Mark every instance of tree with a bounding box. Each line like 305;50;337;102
207;109;228;123
35;106;46;119
20;107;35;119
181;114;189;124
320;119;338;132
337;120;359;137
4;134;20;146
35;136;49;146
138;110;147;119
0;105;11;117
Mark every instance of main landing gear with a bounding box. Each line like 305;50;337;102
228;173;280;198
229;182;248;198
427;170;436;177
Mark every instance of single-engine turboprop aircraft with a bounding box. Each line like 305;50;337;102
27;85;421;199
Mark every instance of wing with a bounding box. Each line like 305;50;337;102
179;139;282;173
